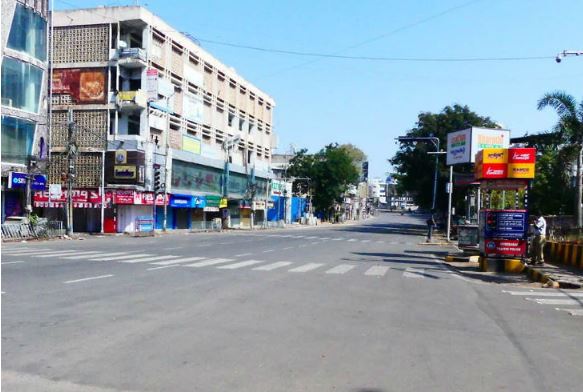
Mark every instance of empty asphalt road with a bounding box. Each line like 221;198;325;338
2;212;583;391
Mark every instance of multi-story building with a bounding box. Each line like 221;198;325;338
42;6;276;232
1;0;49;222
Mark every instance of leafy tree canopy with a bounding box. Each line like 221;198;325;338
390;104;498;209
287;143;360;216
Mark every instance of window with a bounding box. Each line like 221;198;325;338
7;4;47;61
1;57;43;113
127;114;141;135
238;118;245;131
228;112;235;127
1;116;35;164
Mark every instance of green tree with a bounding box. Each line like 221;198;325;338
530;149;574;215
537;91;583;226
339;143;367;172
287;144;360;218
390;104;498;210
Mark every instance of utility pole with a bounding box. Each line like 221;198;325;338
66;108;76;235
162;92;175;232
446;165;453;241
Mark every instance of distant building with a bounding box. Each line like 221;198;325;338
271;153;294;179
42;6;276;232
1;0;50;222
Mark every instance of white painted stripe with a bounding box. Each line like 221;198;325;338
289;263;324;273
361;239;371;243
365;265;390;276
63;252;128;260
253;261;292;271
262;249;274;253
118;255;179;264
2;260;25;265
403;268;425;279
310;242;320;245
332;238;343;241
90;253;152;261
38;251;102;259
294;235;305;238
64;274;114;284
527;298;583;306
150;257;205;266
184;258;234;267
503;290;583;298
347;239;357;242
556;308;583;316
30;250;78;257
147;265;180;271
376;240;384;244
282;247;294;250
234;253;252;257
320;237;330;240
325;264;355;274
218;259;265;269
3;249;53;255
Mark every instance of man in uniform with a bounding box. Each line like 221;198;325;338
532;214;547;265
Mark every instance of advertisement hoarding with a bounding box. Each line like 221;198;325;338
483;209;528;239
482;239;527;257
52;68;107;104
447;127;510;165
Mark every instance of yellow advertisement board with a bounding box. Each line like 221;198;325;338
507;163;535;179
479;148;508;164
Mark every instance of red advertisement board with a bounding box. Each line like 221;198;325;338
475;163;508;179
112;190;168;206
52;68;107;104
508;148;536;164
33;189;112;208
483;239;527;257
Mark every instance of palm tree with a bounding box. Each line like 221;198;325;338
537;91;583;227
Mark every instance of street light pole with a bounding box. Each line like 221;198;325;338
162;92;175;232
397;136;440;211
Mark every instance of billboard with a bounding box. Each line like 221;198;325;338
183;93;204;123
446;129;471;165
52;68;107;104
447;127;510;165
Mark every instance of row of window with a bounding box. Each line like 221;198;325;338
7;3;47;62
1;115;36;165
1;57;44;114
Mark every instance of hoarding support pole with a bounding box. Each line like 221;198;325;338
447;165;453;242
66;109;75;236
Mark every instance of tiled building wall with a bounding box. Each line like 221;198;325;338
52;24;109;63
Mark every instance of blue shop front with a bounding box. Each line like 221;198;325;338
167;194;206;229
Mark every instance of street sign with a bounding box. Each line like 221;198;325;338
482;210;528;239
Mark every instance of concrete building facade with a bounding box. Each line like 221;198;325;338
1;0;49;222
42;6;276;232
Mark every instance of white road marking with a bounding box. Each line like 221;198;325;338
119;255;179;264
320;237;330;240
360;239;371;243
234;253;252;257
310;242;320;245
294;235;305;238
299;244;307;248
184;258;234;267
90;253;152;261
556;308;583;316
2;249;53;255
502;290;583;298
262;249;275;253
150;257;205;266
218;259;265;269
403;268;425;279
253;261;292;271
332;238;343;241
30;250;78;258
63;252;128;260
147;265;180;271
282;247;294;250
526;298;583;306
289;263;324;273
365;265;390;276
347;239;357;242
376;240;384;244
38;251;102;259
1;260;25;265
64;274;114;284
325;264;355;274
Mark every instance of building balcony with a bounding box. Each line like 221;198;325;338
117;48;147;68
117;90;147;111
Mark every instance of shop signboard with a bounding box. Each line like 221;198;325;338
479;179;528;190
182;135;201;155
142;192;167;206
113;190;136;205
252;200;266;210
146;69;159;102
49;184;62;200
483;210;528;239
113;165;137;180
507;163;535;179
476;148;508;164
52;68;107;104
8;172;47;190
170;194;193;208
482;238;527;257
33;189;112;208
475;163;508;179
219;198;228;208
508;148;536;164
183;93;204;123
193;196;206;208
205;195;221;208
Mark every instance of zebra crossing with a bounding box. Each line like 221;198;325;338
502;290;583;317
249;233;419;246
2;247;448;280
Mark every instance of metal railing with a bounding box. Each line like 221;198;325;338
1;220;65;241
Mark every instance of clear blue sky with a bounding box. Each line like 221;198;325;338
57;0;583;179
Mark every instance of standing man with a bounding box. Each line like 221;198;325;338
426;213;436;242
532;214;547;265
